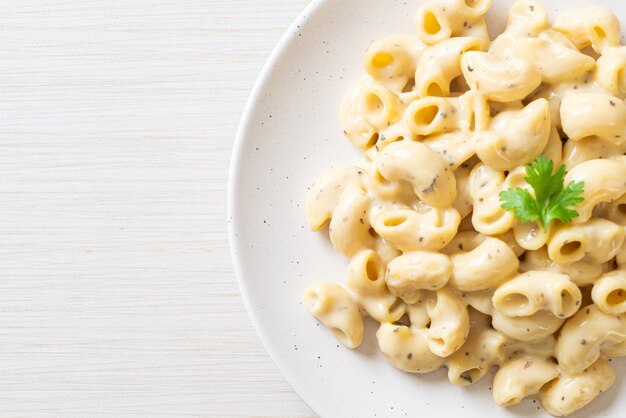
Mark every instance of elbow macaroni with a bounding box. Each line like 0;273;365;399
555;305;626;374
547;218;625;265
492;271;581;318
346;250;405;323
474;98;551;170
540;358;615;417
564;159;626;223
304;282;364;348
329;186;376;257
303;0;626;416
553;5;621;54
447;327;507;386
503;0;548;38
364;34;426;93
449;237;519;292
375;140;457;207
596;46;626;98
591;270;626;315
372;206;461;251
377;323;445;373
425;287;470;356
560;94;626;145
468;163;516;235
414;37;483;97
385;251;452;303
492;356;559;407
520;246;605;286
492;309;564;342
414;0;492;45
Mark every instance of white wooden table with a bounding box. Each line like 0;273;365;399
0;0;313;416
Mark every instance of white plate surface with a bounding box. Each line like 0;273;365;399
228;1;626;416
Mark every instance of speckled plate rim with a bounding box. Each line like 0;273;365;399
227;0;324;415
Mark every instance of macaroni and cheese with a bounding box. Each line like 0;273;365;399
303;0;626;415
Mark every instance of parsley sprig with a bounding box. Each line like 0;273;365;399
499;156;585;231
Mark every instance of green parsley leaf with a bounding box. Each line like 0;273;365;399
499;156;585;230
499;188;539;223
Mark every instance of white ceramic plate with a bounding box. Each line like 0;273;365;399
228;1;626;416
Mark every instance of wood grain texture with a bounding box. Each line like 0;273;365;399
0;0;314;416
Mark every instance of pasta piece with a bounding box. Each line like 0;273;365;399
560;94;626;145
591;270;626;315
460;289;495;315
564;159;626;223
329;186;375;257
440;230;484;254
364;164;415;202
304;283;364;348
547;218;625;265
459;16;491;48
461;90;492;133
450;162;474;219
520;247;604;287
606;194;626;226
447;327;507;386
305;165;364;230
404;90;489;136
492;271;581;318
415;37;483;97
488;99;524;115
364;122;416;160
502;335;556;360
555;304;626;374
444;224;526;258
375;237;402;267
502;165;527;189
513;220;549;251
563;136;626;170
474;98;551;170
540;358;615;417
423;132;475;171
522;81;568;128
541;126;563;167
492;356;559;407
491;30;595;84
406;297;431;329
595;46;626;99
502;0;548;38
460;0;493;18
377;323;444;373
364;34;426;93
372;206;461;252
414;2;454;45
553;5;621;54
404;96;460;135
385;251;452;303
469;163;516;235
346;250;405;322
340;78;404;150
492;309;564;342
535;31;596;84
494;229;526;257
461;51;542;102
426;286;470;356
375;140;457;207
449;237;519;292
414;0;493;45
